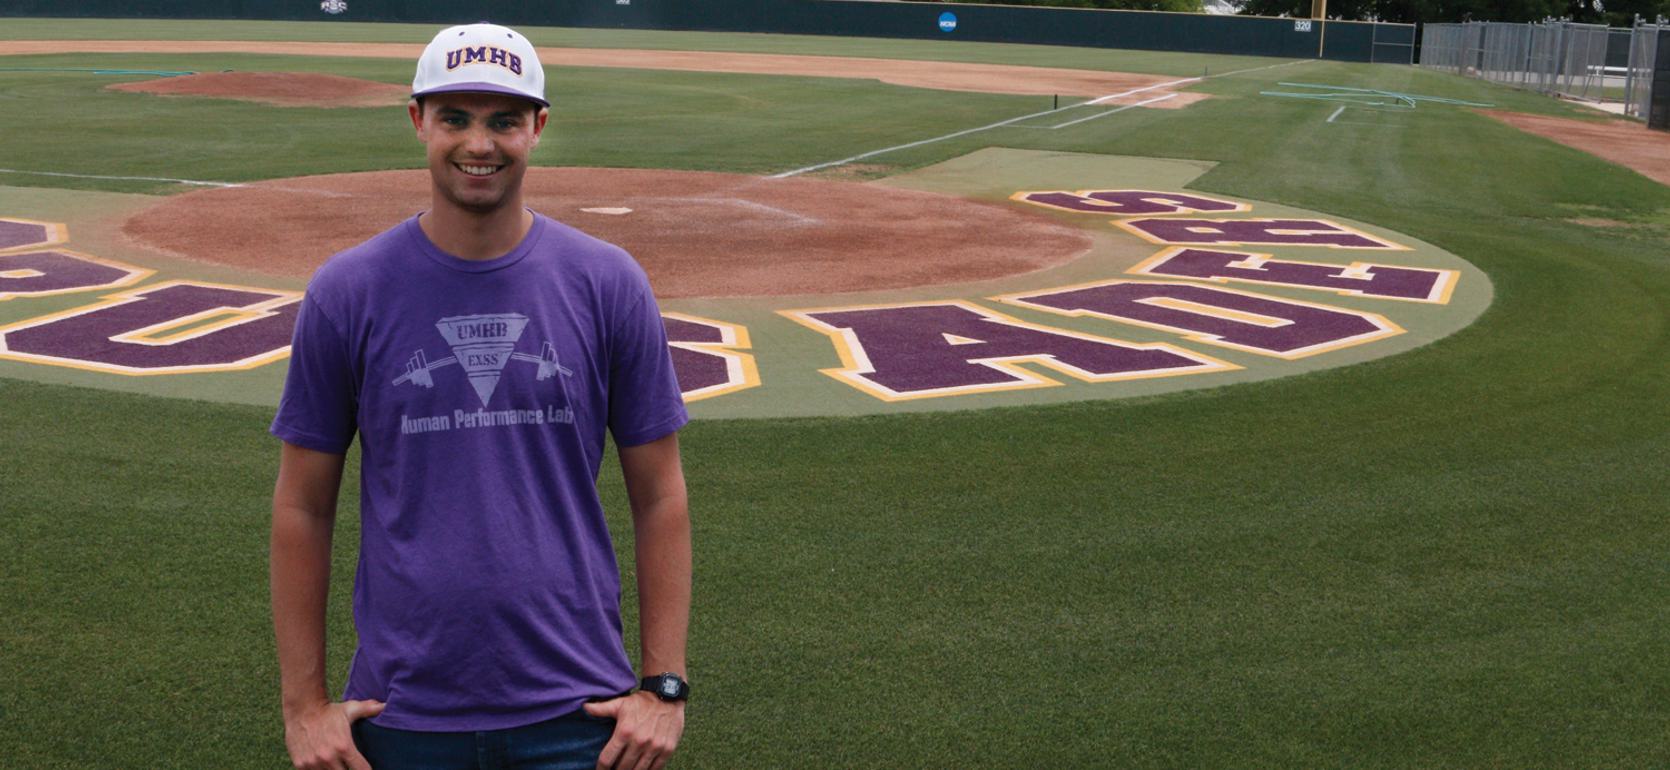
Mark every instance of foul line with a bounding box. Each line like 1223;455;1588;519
766;105;1079;179
1048;94;1178;129
1326;105;1346;123
0;168;245;187
769;58;1311;179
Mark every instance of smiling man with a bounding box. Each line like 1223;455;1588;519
269;23;692;770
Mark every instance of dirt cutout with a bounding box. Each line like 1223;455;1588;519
121;168;1094;299
107;71;411;108
4;40;1203;104
1483;110;1670;187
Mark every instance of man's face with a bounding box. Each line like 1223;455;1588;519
409;92;548;215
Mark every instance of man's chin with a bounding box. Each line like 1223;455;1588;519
439;190;512;215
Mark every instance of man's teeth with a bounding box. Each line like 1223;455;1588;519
459;164;499;176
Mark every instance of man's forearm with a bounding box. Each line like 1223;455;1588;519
633;496;691;678
270;503;336;716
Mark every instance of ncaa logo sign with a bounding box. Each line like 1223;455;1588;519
938;12;958;33
321;0;347;14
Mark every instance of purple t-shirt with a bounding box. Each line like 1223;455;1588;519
271;212;688;731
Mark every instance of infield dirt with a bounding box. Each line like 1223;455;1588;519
119;167;1094;298
107;71;410;107
1483;109;1670;187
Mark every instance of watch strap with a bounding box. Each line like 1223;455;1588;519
639;672;690;702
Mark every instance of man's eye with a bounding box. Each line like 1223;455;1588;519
493;120;517;130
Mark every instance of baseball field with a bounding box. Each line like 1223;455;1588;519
3;16;1669;768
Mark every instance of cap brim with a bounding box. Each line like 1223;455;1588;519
411;81;549;108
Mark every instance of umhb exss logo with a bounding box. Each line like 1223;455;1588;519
393;312;571;408
446;46;523;76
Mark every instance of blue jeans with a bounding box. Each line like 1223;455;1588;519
351;708;615;770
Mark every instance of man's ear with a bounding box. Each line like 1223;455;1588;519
408;99;426;139
531;107;550;145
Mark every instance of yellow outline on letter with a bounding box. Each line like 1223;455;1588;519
661;311;761;402
778;299;1237;402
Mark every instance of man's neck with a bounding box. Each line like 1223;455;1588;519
419;200;534;261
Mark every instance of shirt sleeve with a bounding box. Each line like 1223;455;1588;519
607;286;690;447
270;294;358;454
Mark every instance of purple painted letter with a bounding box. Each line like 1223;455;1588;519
792;302;1225;400
0;282;301;373
1134;248;1456;303
1122;218;1402;249
1017;190;1244;216
1004;281;1401;359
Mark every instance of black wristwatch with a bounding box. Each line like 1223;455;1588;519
640;672;690;702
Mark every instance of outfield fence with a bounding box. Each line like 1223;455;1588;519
1419;20;1616;101
2;0;1415;63
1419;18;1670;120
1624;21;1665;119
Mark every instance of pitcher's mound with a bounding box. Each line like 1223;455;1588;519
107;72;411;108
121;167;1094;298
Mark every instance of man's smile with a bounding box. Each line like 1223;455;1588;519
455;162;504;177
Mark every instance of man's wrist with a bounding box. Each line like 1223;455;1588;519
281;692;331;719
639;672;690;702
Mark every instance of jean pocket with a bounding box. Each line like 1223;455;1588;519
568;704;616;724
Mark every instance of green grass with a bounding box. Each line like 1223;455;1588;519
0;53;1043;193
0;17;1284;75
0;53;1600;195
3;20;1670;770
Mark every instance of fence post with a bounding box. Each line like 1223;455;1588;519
1651;28;1670;129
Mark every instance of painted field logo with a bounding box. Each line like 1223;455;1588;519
0;152;1486;417
392;313;572;407
776;180;1486;408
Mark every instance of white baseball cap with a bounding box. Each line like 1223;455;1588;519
412;23;548;108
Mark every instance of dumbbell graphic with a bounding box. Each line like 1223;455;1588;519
392;341;570;389
511;341;573;380
392;348;456;388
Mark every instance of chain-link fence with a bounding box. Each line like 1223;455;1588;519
1419;20;1625;105
1624;22;1664;119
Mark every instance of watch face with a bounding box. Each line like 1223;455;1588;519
661;678;680;697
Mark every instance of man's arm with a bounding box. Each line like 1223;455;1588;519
271;441;383;770
623;430;691;682
585;430;690;770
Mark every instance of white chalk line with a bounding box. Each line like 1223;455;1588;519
631;194;821;225
714;197;820;225
1330;119;1410;128
769;58;1312;179
0;167;358;197
0;167;246;187
766;106;1073;179
1047;94;1178;129
1327;105;1346;123
1008;92;1177;129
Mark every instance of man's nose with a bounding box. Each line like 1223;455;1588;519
463;125;494;154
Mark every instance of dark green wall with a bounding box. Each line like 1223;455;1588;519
0;0;1413;63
